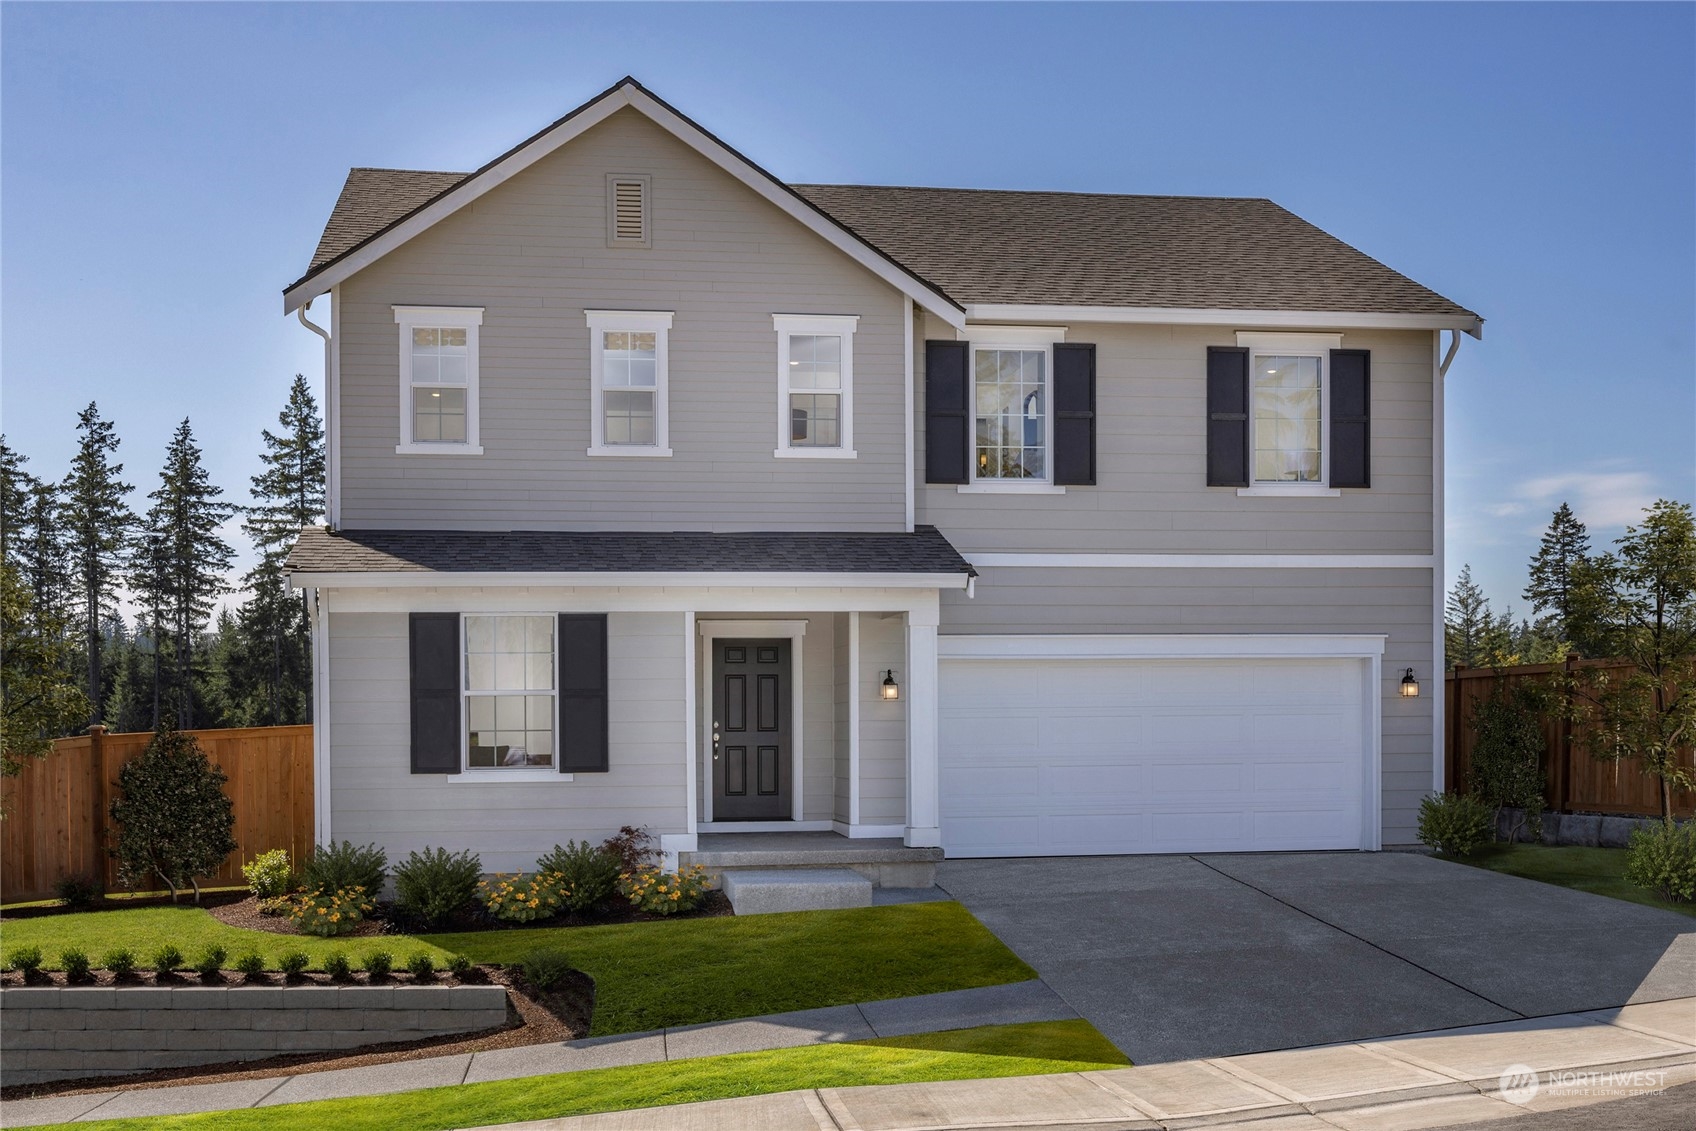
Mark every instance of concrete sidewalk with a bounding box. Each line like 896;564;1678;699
477;997;1696;1131
0;980;1074;1126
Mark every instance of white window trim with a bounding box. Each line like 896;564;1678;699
1234;331;1342;496
454;611;572;784
772;314;858;459
962;325;1067;494
586;309;674;457
394;306;484;455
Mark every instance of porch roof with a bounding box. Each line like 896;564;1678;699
286;525;975;582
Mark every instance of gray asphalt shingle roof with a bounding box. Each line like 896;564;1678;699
299;169;1476;319
286;526;975;578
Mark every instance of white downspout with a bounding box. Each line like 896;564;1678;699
1431;329;1460;795
297;299;337;528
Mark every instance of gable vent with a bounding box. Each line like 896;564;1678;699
607;175;650;248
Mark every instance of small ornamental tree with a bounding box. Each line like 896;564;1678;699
1466;680;1549;842
109;724;237;902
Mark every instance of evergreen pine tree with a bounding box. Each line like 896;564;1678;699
61;404;136;722
137;420;235;728
1525;503;1595;653
234;376;325;725
1445;564;1512;669
0;437;35;571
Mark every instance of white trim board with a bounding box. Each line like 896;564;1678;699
314;586;946;618
293;570;969;590
938;633;1388;661
965;304;1483;338
964;553;1435;570
284;80;965;327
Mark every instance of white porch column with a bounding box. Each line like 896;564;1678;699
904;607;941;848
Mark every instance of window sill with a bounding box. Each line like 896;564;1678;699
773;448;858;460
453;770;574;783
956;482;1066;495
1237;486;1343;497
587;445;673;458
395;443;484;456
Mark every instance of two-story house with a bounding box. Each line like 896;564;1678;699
284;78;1481;880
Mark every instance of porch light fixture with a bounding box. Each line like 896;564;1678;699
1400;668;1420;698
881;670;900;700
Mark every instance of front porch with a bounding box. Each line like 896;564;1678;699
682;831;944;889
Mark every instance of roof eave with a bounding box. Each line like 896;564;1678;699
288;569;973;590
283;78;965;328
963;304;1483;339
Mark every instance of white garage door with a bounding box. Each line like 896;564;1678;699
940;653;1373;856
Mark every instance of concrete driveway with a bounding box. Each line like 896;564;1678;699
937;851;1696;1064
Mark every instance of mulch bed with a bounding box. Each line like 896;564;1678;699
0;965;596;1102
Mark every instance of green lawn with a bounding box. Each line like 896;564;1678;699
1;901;1035;1036
22;1020;1126;1131
1456;843;1696;917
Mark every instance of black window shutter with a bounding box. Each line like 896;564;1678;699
1206;347;1250;487
1053;343;1096;486
557;614;609;774
1329;349;1371;489
924;340;970;484
409;613;461;775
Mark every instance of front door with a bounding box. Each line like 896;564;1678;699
711;639;792;821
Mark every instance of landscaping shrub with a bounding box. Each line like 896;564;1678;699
193;945;227;980
538;840;621;912
235;952;266;981
393;846;482;927
477;872;567;923
600;825;659;873
322;952;352;981
446;953;473;979
517;947;574;992
103;949;137;979
1625;820;1696;903
300;840;388;897
108;723;238;903
618;864;711;915
9;945;43;977
1417;792;1493;857
406;953;436;982
61;948;91;982
278;950;310;978
288;885;376;937
362;950;393;979
55;874;102;908
242;848;294;901
151;944;184;974
1466;682;1549;842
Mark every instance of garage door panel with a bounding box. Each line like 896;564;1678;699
941;653;1371;857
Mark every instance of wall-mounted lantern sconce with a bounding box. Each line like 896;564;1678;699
1400;668;1421;698
881;670;900;701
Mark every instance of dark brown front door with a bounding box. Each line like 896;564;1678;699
712;639;791;821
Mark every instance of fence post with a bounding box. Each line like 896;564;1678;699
85;725;108;890
1556;655;1575;814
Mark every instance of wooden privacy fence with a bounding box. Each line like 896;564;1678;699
1446;660;1694;819
1;725;313;905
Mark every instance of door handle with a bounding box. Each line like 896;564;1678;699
712;720;721;760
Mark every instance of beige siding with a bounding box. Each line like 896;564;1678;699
336;108;907;532
858;613;908;827
917;315;1435;556
327;610;686;873
940;566;1434;845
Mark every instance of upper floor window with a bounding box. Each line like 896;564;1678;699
1234;332;1344;496
586;310;673;457
394;306;483;455
773;314;857;459
964;325;1067;492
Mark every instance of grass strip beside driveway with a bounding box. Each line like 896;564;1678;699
1456;843;1695;917
23;1020;1124;1131
424;901;1037;1035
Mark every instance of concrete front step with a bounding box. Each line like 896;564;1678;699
683;833;942;890
720;868;873;915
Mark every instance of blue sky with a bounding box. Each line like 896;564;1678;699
4;2;1692;616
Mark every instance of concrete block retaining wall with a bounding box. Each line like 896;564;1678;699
1494;807;1677;847
0;983;509;1086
